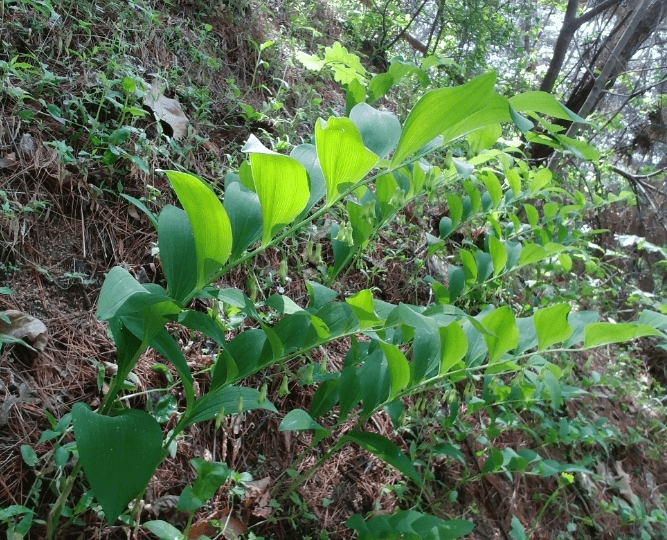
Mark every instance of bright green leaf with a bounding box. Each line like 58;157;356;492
379;342;410;400
392;72;496;166
584;323;661;349
534;304;573;351
488;236;507;277
482;306;519;364
243;136;310;246
440;322;467;375
315;117;378;205
164;171;232;288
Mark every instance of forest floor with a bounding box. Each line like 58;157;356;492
2;1;667;539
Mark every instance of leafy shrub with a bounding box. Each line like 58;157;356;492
12;69;666;539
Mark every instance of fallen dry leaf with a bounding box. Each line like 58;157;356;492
188;509;246;540
0;310;48;351
145;82;189;140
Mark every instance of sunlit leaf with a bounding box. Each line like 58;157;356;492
315;117;378;205
243;135;310;246
482;306;519;364
584;322;660;349
164;171;232;288
534;304;573;351
392;72;496;166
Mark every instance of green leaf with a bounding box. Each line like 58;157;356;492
310;379;340;418
584;323;661;349
476;251;493;282
295;50;325;71
224;181;263;259
441;93;511;145
439;217;453;238
72;403;165;524
164;171;232;288
379;342;410;400
509;92;586;123
368;59;429;103
323;41;368;84
510;515;527;540
243;135;310;246
467;124;501;154
158;205;197;303
345;78;366;114
120;194;158;229
392;72;496;166
346;289;380;330
306;281;339;310
279;409;327;436
446;194;463;227
440;323;467;375
555;134;600;161
482;306;519;364
348;511;472;540
177;310;227;346
533;304;573;351
291;144;326;216
480;170;502;208
358;348;390;416
488;236;507;277
349;103;402;159
347;510;473;540
460;249;477;285
530;168;552;193
97;267;172;322
185;386;277;427
542;369;563;411
315;117;378;205
143;520;183;540
177;458;230;512
107;319;143;379
447;265;466;301
509;103;534;133
21;445;38;467
343;432;425;489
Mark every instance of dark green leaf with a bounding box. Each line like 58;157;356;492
185;386;276;427
224;181;263;259
279;409;327;436
72;403;165;524
349;103;401;159
343;432;425;489
158;205;197;302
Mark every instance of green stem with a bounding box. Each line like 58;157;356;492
527;481;565;539
46;462;82;540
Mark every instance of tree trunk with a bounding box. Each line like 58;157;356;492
539;0;624;94
533;0;667;165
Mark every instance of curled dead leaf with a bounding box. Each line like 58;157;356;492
0;310;48;351
145;82;189;140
